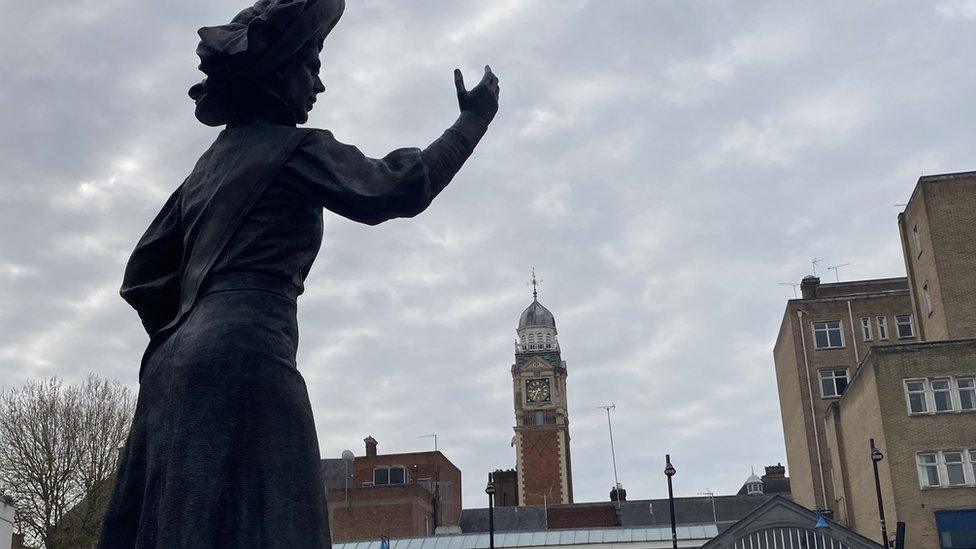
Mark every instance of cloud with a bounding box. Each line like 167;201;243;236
4;0;976;510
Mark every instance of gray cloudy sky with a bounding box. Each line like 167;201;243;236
3;0;976;509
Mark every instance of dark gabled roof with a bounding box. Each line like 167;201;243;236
519;299;556;329
736;476;791;496
460;506;546;532
700;496;883;549
461;494;785;533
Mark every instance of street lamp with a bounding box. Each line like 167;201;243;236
664;454;677;549
870;439;890;547
485;472;496;549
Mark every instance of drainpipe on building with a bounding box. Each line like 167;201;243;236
846;300;860;363
797;309;829;510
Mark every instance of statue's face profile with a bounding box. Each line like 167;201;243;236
274;37;326;124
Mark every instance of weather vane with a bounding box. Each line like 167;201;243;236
527;268;543;299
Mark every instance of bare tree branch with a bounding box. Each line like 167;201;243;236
0;375;134;548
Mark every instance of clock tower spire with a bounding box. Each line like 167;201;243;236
511;275;573;506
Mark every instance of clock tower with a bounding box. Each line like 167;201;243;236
511;276;573;505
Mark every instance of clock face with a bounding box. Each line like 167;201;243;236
526;378;551;403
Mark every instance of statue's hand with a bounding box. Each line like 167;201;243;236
454;65;499;125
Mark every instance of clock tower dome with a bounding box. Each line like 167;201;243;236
511;274;573;506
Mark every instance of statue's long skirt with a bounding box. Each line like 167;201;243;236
100;288;330;548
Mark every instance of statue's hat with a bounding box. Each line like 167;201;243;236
189;0;345;126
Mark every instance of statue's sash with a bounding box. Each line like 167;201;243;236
137;124;312;378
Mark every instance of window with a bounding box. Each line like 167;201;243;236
860;317;873;341
895;315;914;339
918;453;942;487
923;282;933;315
933;378;954;412
820;369;848;398
876;316;888;340
944;451;967;486
905;375;976;415
812;321;843;349
918;453;941;487
958;377;976;411
373;466;406;486
746;482;763;495
912;225;922;256
905;379;928;414
916;449;976;489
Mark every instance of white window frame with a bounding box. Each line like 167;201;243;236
943;451;969;486
957;377;976;411
905;375;976;415
812;320;844;349
876;316;889;340
860;317;873;341
916;449;976;488
819;368;849;398
917;452;942;487
895;314;915;339
904;379;929;414
932;378;955;412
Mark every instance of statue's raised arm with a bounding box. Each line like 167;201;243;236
102;1;496;547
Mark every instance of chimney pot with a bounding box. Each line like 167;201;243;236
800;276;820;299
763;464;786;479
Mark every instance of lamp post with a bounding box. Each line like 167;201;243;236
664;454;677;549
486;472;496;549
870;439;890;547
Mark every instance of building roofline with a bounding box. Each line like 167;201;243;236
328;450;462;472
918;170;976;183
334;524;720;549
900;170;976;217
838;338;976;407
785;288;908;306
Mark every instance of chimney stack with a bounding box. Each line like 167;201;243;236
364;436;378;457
763;463;786;480
800;276;820;299
610;483;627;502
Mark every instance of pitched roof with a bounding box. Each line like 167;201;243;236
461;494;783;533
700;496;883;549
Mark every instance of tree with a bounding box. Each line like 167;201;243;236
0;375;134;548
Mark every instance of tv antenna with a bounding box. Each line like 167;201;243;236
827;263;850;282
811;257;823;276
698;490;718;524
418;433;438;451
597;403;621;511
778;282;799;298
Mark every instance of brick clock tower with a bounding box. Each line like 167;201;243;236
512;276;573;506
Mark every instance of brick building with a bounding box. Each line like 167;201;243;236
774;171;976;548
323;436;462;542
511;277;574;506
898;172;976;341
773;276;917;512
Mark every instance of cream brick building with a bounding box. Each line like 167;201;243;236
774;172;976;548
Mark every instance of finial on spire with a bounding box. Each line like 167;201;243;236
527;269;542;300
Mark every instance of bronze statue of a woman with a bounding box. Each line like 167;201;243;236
99;0;497;546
